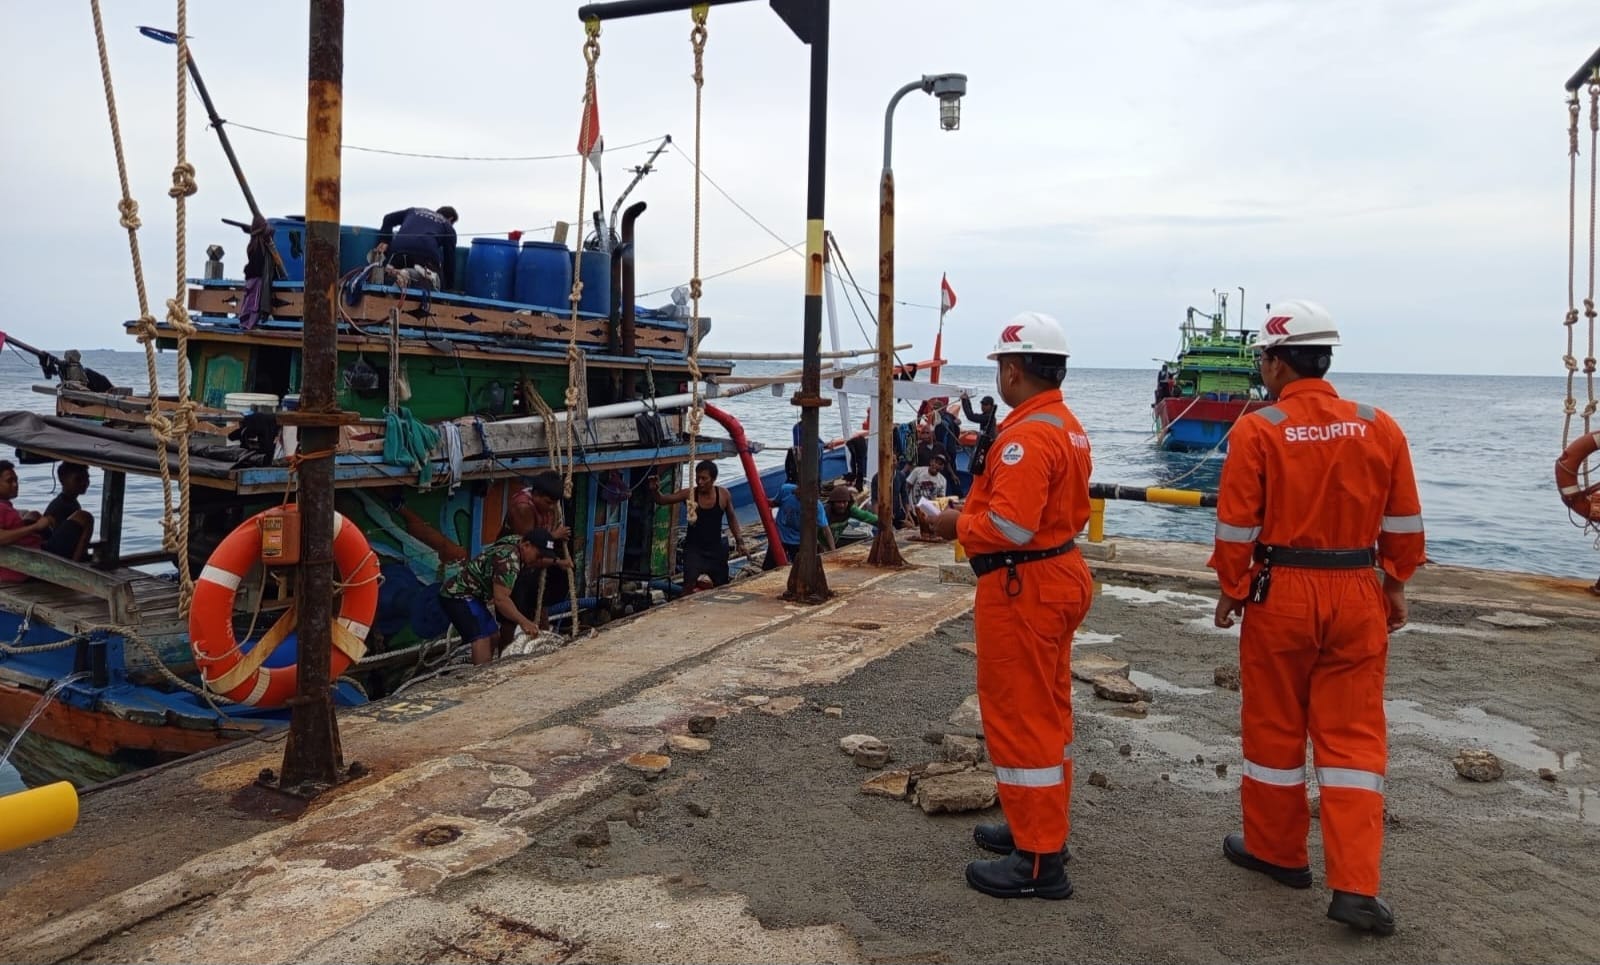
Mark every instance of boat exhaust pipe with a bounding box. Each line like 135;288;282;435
620;201;646;358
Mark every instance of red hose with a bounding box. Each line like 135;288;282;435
702;404;786;566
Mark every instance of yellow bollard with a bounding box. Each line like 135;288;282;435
0;781;79;853
1088;497;1106;543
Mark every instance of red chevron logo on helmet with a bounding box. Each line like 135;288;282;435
999;324;1024;342
1263;315;1292;336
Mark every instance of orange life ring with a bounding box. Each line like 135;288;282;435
189;510;380;708
958;429;979;447
1555;430;1600;522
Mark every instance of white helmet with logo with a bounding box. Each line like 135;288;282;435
987;311;1070;360
1253;299;1340;352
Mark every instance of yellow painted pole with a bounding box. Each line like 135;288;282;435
1144;487;1205;507
0;781;79;853
1088;497;1106;543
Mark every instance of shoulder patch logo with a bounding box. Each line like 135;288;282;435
999;442;1025;466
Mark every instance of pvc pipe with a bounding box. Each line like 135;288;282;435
491;363;866;428
0;781;79;853
703;404;786;567
698;344;908;361
822;247;853;440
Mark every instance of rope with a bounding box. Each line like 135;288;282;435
1562;84;1600;517
89;0;182;591
684;3;710;525
1585;81;1599;444
168;0;199;616
524;388;576;625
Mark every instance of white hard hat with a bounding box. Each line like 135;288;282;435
1253;299;1340;351
987;311;1070;360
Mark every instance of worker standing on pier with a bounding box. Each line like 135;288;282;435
1209;299;1424;936
933;311;1093;900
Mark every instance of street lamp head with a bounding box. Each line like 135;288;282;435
924;73;967;132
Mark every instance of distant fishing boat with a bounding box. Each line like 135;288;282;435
1151;290;1271;452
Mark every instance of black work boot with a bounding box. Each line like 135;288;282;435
972;822;1071;861
964;849;1073;900
1222;833;1313;889
1328;891;1396;936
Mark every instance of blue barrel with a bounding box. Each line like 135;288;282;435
575;248;611;317
451;246;470;292
337;225;379;278
268;217;306;281
465;237;519;301
514;241;573;311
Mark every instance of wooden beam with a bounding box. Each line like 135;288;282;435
143;319;727;374
188;283;693;355
0;547;138;624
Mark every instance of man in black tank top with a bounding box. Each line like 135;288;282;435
651;460;748;591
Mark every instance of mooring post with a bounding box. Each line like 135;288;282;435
279;0;345;792
783;0;833;603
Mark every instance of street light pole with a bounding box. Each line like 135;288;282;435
868;73;966;568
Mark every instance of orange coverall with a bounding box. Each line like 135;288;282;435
1208;379;1425;897
956;389;1094;854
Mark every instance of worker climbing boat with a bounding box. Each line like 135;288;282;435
1151;289;1273;452
0;2;827;786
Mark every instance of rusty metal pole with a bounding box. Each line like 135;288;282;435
279;0;345;792
867;164;903;566
868;79;926;568
782;0;832;603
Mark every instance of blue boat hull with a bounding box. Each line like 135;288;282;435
1160;417;1234;452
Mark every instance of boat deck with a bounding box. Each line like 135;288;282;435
0;547;218;670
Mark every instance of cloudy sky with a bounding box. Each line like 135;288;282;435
1;1;1596;374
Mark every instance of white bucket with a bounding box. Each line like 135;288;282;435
224;392;280;414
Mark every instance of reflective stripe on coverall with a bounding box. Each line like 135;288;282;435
956;389;1094;854
1207;379;1425;897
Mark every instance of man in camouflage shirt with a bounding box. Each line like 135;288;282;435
438;528;568;664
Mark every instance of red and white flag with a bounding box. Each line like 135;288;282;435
940;273;957;315
578;87;603;170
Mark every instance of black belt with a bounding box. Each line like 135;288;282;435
969;540;1077;578
1254;545;1376;569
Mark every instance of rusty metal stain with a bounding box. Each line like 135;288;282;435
414;824;464;847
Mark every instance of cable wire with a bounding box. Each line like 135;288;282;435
225;121;668;163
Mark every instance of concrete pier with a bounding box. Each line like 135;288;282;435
2;538;1596;963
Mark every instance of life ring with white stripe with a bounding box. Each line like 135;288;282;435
1555;430;1600;523
189;510;379;708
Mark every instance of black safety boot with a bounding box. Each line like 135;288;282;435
972;822;1071;861
1327;891;1396;936
964;849;1073;900
1222;833;1313;889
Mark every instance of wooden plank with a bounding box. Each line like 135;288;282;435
231;438;735;495
146;318;718;374
190;285;607;344
55;395;236;437
188;283;691;354
0;547;136;623
455;412;684;459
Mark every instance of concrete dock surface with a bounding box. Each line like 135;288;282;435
1;537;1596;964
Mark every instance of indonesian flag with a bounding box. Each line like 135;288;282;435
940;273;957;314
578;86;603;169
